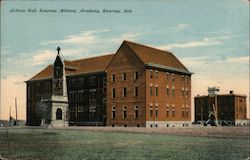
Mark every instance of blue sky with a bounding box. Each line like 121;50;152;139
1;0;249;120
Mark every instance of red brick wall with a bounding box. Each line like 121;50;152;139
145;69;191;122
195;95;247;123
106;43;146;126
235;96;247;120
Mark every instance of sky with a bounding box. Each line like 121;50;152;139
1;0;249;120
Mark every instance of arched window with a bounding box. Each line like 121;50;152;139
56;108;62;120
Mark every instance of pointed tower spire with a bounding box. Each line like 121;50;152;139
57;46;61;55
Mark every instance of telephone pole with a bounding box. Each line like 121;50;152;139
15;97;18;126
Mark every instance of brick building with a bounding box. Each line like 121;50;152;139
194;89;247;125
26;50;113;126
106;41;192;127
26;40;192;127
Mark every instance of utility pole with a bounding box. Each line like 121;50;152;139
15;97;18;126
9;106;11;127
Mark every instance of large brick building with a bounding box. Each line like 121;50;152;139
194;88;247;125
26;40;192;127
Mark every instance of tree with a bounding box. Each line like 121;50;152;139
36;101;51;125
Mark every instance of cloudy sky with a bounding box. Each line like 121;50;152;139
1;0;249;120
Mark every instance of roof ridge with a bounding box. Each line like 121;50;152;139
124;40;173;54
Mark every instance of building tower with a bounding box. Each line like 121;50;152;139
207;87;219;126
50;47;69;127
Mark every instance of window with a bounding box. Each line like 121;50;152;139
150;70;153;79
134;87;138;97
79;78;84;86
103;97;106;103
150;86;153;96
70;79;76;88
103;77;107;86
103;87;107;94
78;106;84;112
166;106;169;117
171;74;175;83
155;86;158;96
123;88;127;97
112;74;115;82
69;91;76;100
134;72;139;80
78;90;84;101
182;88;185;97
56;67;60;76
89;89;96;101
240;106;243;112
112;88;116;98
134;106;138;118
186;77;189;84
112;106;116;119
123;106;127;119
172;86;175;97
182;105;185;117
122;73;126;80
89;106;96;119
150;105;153;117
56;108;62;120
155;70;158;79
186;88;189;97
89;76;96;86
166;86;169;96
172;105;175;117
182;76;185;83
155;106;158;117
166;72;170;81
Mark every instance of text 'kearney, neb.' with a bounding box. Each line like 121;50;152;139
9;8;133;14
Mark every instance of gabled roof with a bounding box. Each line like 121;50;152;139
28;65;53;81
124;40;191;74
28;40;191;81
28;54;114;81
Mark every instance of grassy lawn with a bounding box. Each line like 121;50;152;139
0;127;249;160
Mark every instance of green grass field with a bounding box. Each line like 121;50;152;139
0;127;249;160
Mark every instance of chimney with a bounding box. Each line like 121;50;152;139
230;90;233;94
